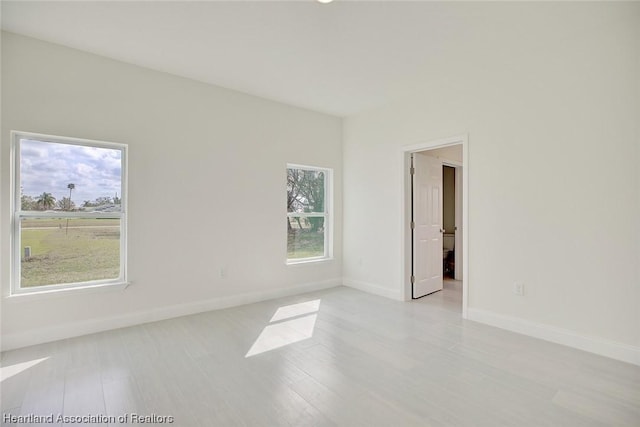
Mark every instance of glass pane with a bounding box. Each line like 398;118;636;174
287;168;325;214
20;139;122;212
20;218;121;287
287;217;325;259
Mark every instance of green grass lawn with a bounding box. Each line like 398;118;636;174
21;218;120;287
287;229;325;259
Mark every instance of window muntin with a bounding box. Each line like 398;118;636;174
12;131;127;293
287;165;331;262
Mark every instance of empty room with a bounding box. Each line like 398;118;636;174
1;1;639;426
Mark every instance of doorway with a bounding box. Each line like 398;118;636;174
401;135;468;317
442;164;457;280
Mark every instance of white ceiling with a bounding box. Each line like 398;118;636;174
0;1;566;117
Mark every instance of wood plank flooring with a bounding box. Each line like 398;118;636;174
2;281;639;426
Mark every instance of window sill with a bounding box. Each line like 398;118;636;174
286;257;333;266
4;281;130;303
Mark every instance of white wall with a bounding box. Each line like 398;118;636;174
343;3;640;362
0;32;342;349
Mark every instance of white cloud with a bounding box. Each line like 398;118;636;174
20;139;122;204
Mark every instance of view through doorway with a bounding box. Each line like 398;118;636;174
402;135;468;317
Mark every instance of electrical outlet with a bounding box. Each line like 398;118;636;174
513;281;525;296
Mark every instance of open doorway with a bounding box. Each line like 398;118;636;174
443;164;458;280
401;135;468;318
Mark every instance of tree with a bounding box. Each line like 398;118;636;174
301;171;325;232
36;192;56;210
94;196;113;206
21;194;36;210
67;183;75;210
57;197;75;211
21;187;36;210
287;169;300;231
287;169;325;232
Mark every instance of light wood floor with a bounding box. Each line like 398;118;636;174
2;282;639;426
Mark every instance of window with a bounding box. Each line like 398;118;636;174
286;164;332;263
11;131;127;293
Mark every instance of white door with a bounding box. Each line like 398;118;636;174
413;152;443;298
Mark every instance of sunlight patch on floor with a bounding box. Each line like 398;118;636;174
0;357;49;382
270;299;321;322
246;299;321;357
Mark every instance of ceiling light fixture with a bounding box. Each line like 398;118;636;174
317;0;334;4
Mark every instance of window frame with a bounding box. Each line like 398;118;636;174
10;130;128;295
286;163;333;264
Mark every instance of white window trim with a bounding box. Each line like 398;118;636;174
10;130;128;295
286;163;333;264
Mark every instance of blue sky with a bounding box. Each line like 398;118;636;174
20;139;122;205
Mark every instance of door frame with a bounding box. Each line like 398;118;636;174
400;134;469;318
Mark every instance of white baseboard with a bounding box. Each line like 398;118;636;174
1;278;341;351
467;308;640;366
342;278;403;301
6;280;637;367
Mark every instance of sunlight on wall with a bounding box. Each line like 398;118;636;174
0;357;49;382
246;299;321;357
